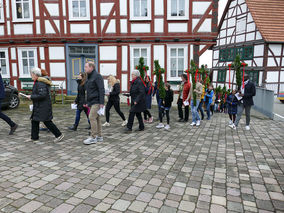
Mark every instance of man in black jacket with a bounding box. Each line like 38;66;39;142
0;72;18;135
124;70;146;132
229;74;256;130
83;62;105;145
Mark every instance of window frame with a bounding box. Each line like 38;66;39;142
12;0;33;22
167;44;188;81
130;45;151;80
246;70;259;85
130;0;151;21
217;70;226;82
68;0;90;21
167;0;189;20
18;48;38;78
0;49;10;78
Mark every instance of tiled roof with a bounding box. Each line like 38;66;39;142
246;0;284;42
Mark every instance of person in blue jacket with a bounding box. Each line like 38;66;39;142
0;71;18;135
204;85;214;120
226;89;238;125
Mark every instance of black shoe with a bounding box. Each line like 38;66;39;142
135;128;144;131
85;125;91;130
124;127;132;133
178;118;184;122
40;128;48;131
9;124;18;135
183;120;188;122
68;125;77;131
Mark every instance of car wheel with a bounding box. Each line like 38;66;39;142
9;94;20;109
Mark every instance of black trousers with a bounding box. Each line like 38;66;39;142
0;101;15;127
177;99;189;121
143;110;152;120
106;100;126;123
127;112;144;130
31;120;61;140
159;108;170;124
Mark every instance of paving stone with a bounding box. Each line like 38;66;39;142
112;199;131;211
51;203;74;213
178;201;195;212
128;200;147;212
18;201;43;213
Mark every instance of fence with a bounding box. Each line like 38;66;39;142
253;87;274;119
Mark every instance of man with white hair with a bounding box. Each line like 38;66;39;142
83;62;105;145
124;70;146;132
0;69;18;135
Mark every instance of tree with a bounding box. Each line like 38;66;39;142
185;60;200;106
231;55;247;90
135;57;149;81
200;64;210;90
153;60;166;99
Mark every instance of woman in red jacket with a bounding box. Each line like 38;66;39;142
177;74;191;122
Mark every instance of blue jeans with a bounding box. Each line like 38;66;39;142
197;99;204;119
206;102;211;120
75;108;90;126
191;100;200;123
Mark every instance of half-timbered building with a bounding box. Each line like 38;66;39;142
212;0;284;94
0;0;218;94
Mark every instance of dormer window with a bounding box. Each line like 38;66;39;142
12;0;33;22
167;0;189;20
69;0;90;21
130;0;151;21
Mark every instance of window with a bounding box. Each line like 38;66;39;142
167;45;188;80
69;0;90;21
246;70;259;85
219;46;253;62
130;0;151;20
0;49;9;77
12;0;33;22
217;70;226;82
18;48;37;77
130;45;151;78
167;0;189;20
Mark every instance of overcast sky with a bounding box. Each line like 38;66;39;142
200;0;227;67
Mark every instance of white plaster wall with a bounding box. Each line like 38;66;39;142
268;58;278;67
120;19;127;33
131;24;150;33
267;72;279;83
93;0;96;16
35;0;39;16
213;50;219;60
45;3;59;16
154;0;164;15
254;58;263;67
192;2;211;15
40;63;45;69
120;0;127;16
106;20;116;33
168;23;187;32
45;20;56;34
198;19;211;32
49;47;65;60
199;50;212;68
153;45;165;68
99;46;117;60
246;22;255;32
268;44;282;56
280;71;284;82
220;30;226;38
254;45;264;57
192;19;199;30
39;47;45;60
121;74;128;91
70;24;90;33
12;63;17;77
122;46;128;71
100;3;114;16
246;32;254;41
100;63;117;76
154;19;163;33
14;24;33;35
10;48;16;60
36;20;41;34
50;63;66;77
236;34;245;43
53;81;66;89
5;0;10;18
228;18;236;28
0;26;4;36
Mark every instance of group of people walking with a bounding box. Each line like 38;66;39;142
0;62;256;145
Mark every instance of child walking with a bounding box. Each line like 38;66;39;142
156;83;174;130
226;89;238;126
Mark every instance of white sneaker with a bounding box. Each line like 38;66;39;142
102;122;110;127
156;123;164;129
196;120;200;126
164;124;170;131
96;136;103;142
121;120;128;127
229;124;236;130
54;134;64;143
229;120;233;125
83;137;97;145
245;126;250;131
190;122;196;126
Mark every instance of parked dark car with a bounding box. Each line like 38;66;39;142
1;81;20;109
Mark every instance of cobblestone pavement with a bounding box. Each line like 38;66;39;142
0;105;284;213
